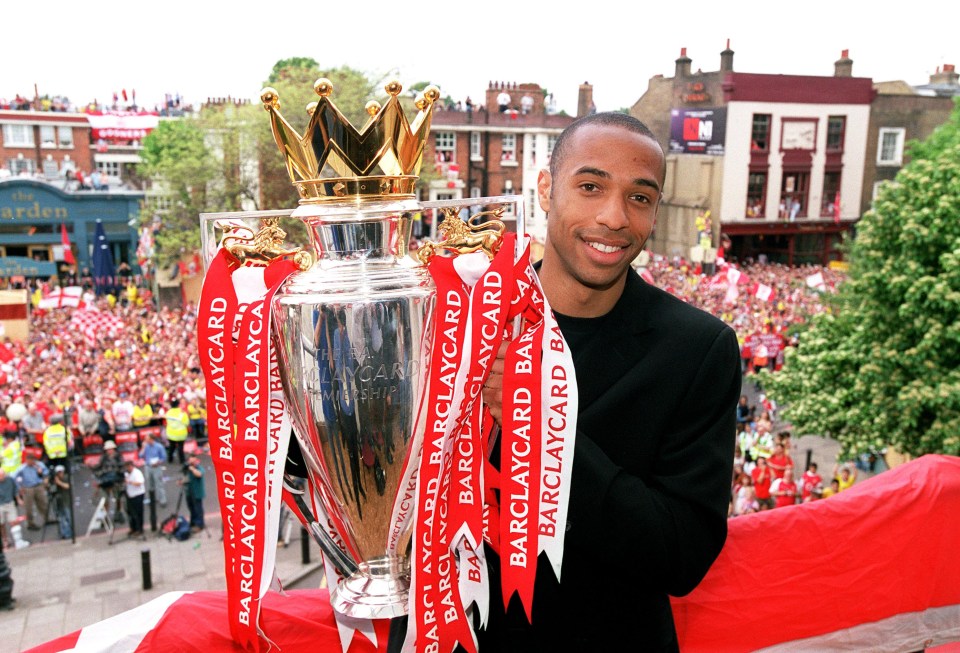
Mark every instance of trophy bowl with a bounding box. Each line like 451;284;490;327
271;198;434;619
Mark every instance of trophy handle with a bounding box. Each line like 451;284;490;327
283;475;358;577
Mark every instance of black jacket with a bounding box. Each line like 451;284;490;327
478;269;741;651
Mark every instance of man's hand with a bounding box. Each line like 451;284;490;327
481;341;509;425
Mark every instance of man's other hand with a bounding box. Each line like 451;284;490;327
481;341;509;424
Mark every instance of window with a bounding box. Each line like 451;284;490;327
872;180;894;203
779;172;809;220
826;116;845;151
435;131;455;163
878;128;905;166
821;171;842;217
750;114;771;151
528;188;537;218
97;161;121;179
2;124;34;147
40;125;57;148
470;186;481;198
146;194;174;213
470;132;481;160
547;135;558;161
501;180;515;215
746;172;767;218
58;126;74;148
529;136;537;166
501;133;517;163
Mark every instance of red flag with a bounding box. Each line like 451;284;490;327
833;191;841;225
122;89;128;102
61;223;76;265
753;283;775;302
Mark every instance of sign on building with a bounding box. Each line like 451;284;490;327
669;107;727;155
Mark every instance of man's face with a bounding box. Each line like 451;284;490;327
538;124;663;309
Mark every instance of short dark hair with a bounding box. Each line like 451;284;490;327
549;112;660;179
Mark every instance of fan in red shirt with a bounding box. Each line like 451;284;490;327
751;456;775;510
800;462;823;501
767;442;794;480
770;466;799;508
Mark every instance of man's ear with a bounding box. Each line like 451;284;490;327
537;169;552;213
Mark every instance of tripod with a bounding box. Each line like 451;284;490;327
86;487;117;544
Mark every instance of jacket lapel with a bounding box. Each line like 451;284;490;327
571;271;653;415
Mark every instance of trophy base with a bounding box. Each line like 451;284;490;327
330;556;410;620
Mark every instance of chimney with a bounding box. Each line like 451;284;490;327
675;47;692;78
577;81;594;118
834;49;853;77
720;39;734;72
929;63;959;86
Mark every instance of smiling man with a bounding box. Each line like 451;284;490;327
480;113;741;651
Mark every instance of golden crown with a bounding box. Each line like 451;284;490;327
260;79;440;202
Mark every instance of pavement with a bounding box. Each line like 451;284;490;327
0;508;324;651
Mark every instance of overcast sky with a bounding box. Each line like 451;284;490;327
5;1;955;116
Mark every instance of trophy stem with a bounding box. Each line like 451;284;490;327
330;555;411;619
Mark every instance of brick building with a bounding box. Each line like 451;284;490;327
864;66;958;211
424;81;585;243
0;109;145;281
0;109;93;182
631;46;958;266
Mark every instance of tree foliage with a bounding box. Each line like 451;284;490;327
138;119;215;267
139;59;440;268
267;57;320;84
759;100;960;457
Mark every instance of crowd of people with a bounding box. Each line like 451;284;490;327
728;395;860;517
0;253;850;546
0;288;207;546
0;94;75;112
1;90;191;116
639;256;846;369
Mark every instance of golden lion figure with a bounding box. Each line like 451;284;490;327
220;218;312;270
416;208;506;264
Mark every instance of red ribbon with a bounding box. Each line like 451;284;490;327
412;256;472;653
499;306;544;619
198;253;296;651
197;251;247;646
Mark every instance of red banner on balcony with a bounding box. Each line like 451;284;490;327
86;110;159;142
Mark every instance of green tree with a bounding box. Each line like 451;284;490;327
267;57;319;84
759;100;960;457
138;119;215;268
139;61;439;267
139;101;266;268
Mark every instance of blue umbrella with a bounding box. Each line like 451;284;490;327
92;220;116;296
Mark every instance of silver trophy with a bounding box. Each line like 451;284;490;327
272;197;434;618
201;79;519;619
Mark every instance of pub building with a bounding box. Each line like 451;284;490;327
0;178;141;286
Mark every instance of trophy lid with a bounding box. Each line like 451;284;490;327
261;79;440;204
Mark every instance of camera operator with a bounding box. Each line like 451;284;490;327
179;453;205;533
93;441;124;522
49;465;72;539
